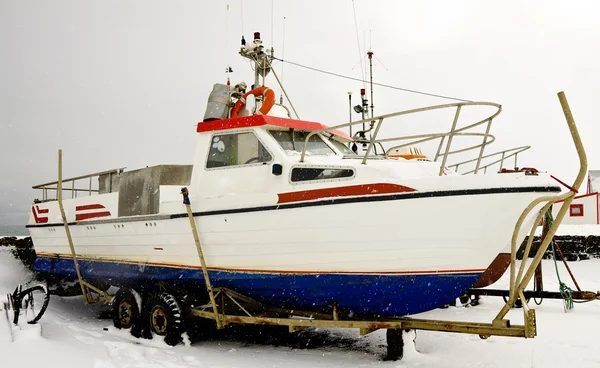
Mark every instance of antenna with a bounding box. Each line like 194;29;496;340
351;0;366;89
280;16;286;104
226;4;231;87
368;50;374;118
348;91;353;138
271;0;274;49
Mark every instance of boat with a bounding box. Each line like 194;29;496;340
26;32;561;318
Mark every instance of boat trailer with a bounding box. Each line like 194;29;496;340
19;91;589;360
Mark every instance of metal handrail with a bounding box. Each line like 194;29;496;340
32;167;125;200
299;101;501;176
32;168;125;189
448;145;531;174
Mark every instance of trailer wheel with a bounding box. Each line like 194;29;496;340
142;292;184;346
112;288;141;337
384;328;404;361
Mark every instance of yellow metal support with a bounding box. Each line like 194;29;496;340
57;149;90;304
181;188;223;329
189;309;529;338
495;91;587;323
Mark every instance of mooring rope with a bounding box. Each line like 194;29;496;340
544;208;598;312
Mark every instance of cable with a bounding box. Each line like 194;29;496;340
271;56;473;103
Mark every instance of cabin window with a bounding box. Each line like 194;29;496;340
569;204;584;217
269;130;335;156
206;132;272;169
327;137;357;155
290;167;355;182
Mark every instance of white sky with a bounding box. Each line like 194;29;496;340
1;0;599;226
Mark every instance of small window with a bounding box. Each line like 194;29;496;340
291;167;354;182
328;137;358;155
569;204;584;217
269;130;335;156
206;132;272;168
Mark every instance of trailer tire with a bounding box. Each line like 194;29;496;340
384;328;404;361
112;288;142;337
142;292;184;346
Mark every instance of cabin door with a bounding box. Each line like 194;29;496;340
202;130;276;207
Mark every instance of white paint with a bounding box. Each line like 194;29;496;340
27;125;556;275
552;193;598;225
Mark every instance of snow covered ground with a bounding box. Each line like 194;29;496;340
1;245;600;368
533;223;600;236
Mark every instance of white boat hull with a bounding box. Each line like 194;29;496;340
30;184;553;316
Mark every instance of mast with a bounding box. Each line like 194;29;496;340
239;31;272;89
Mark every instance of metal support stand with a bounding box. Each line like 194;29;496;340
181;187;223;329
57;149;90;304
56;150;112;305
494;91;588;328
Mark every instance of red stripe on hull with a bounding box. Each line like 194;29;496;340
277;183;416;204
76;204;106;211
75;211;111;221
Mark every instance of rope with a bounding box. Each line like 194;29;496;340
270;56;472;102
544;209;597;312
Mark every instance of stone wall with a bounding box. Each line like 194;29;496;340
518;235;600;261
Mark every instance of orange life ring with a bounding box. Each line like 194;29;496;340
230;86;275;119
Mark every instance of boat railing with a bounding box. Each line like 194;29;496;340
448;145;531;175
300;101;502;176
31;167;125;202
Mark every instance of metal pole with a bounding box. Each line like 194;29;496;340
474;119;493;174
368;51;374;118
434;136;446;162
181;188;223;329
57;149;89;304
438;106;462;176
361;118;384;164
553;241;582;291
348;92;353;139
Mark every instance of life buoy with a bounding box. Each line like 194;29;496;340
230;86;275;119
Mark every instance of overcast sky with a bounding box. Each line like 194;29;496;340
1;0;599;227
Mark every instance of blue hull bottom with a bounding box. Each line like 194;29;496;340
34;257;481;317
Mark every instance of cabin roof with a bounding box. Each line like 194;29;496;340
196;115;353;141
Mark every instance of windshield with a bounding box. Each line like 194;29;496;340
269;130;335;155
328;137;357;155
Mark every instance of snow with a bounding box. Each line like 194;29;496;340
1;246;600;367
533;224;600;236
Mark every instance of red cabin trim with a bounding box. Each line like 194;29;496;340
197;115;353;141
554;191;598;203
